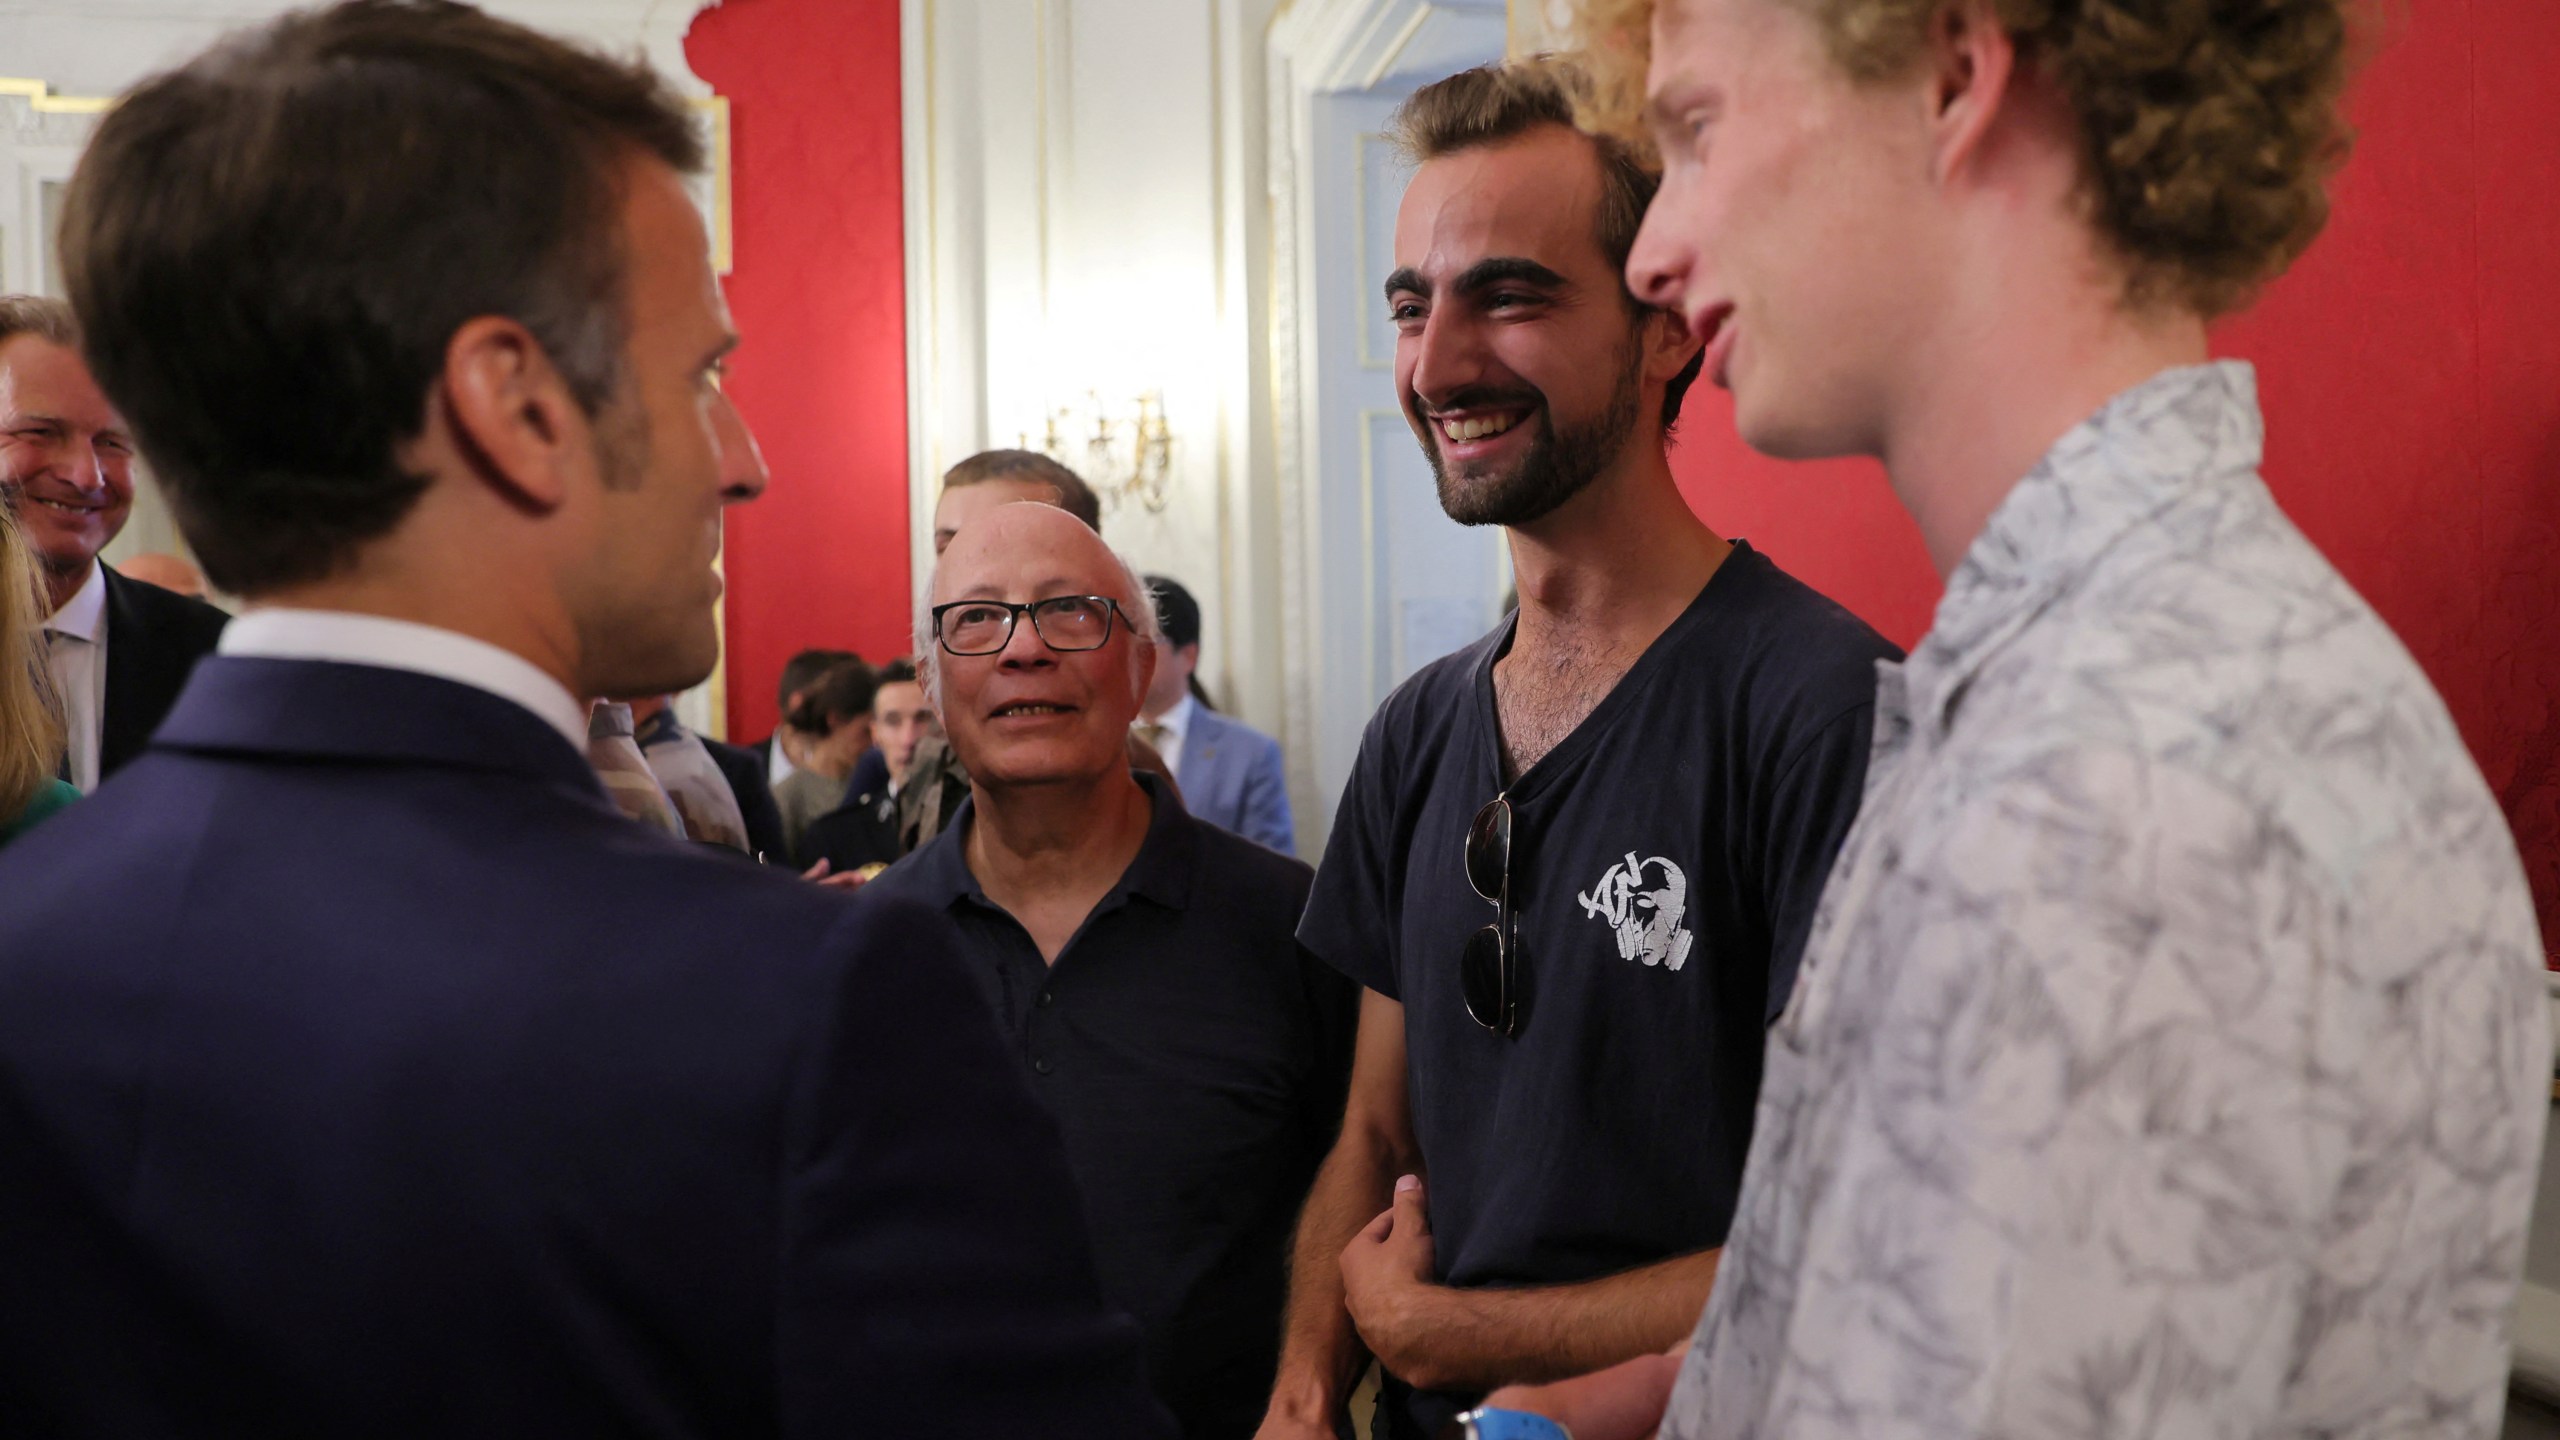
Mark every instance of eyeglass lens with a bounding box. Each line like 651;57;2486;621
1465;795;1510;903
1461;923;1512;1035
939;596;1116;655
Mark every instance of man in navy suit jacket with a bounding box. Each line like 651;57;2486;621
1139;575;1295;854
0;6;1171;1437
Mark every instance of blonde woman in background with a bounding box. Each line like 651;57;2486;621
0;504;73;846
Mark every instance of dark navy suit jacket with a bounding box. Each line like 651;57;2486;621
0;656;1173;1439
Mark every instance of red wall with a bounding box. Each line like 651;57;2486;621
685;0;911;743
1668;1;2560;959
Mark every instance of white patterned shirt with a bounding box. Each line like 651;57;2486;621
1664;362;2549;1440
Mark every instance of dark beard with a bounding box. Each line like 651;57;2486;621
1421;333;1646;528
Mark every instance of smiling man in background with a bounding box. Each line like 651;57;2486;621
867;501;1356;1438
0;296;227;792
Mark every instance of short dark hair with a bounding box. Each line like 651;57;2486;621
941;450;1103;533
785;658;877;736
1391;58;1704;433
776;647;860;712
1145;575;1202;651
875;657;919;688
58;0;705;596
0;295;76;350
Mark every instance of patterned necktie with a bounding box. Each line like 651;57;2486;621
42;629;72;783
586;702;685;838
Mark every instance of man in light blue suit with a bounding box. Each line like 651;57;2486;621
1139;575;1295;855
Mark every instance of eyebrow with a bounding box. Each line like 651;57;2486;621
1384;257;1572;303
5;412;127;444
944;577;1098;604
1647;76;1719;131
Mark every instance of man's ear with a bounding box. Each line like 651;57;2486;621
1642;304;1701;388
434;316;590;513
1131;635;1160;708
1926;0;2020;186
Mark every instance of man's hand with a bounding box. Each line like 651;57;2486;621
1340;1173;1460;1390
1248;1412;1341;1440
801;858;869;891
1482;1347;1686;1440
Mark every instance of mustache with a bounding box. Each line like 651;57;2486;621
1412;384;1546;418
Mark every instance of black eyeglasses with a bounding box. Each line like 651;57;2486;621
930;595;1139;656
1462;794;1519;1037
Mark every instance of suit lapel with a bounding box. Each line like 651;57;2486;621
98;568;173;775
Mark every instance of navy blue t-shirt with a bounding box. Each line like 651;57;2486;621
1296;542;1898;1438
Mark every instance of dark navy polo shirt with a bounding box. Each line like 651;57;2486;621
1297;542;1899;1438
862;771;1359;1440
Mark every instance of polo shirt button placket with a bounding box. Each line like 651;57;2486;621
1032;1057;1054;1076
1037;989;1055;1007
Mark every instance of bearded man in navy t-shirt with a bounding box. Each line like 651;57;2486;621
1255;58;1900;1440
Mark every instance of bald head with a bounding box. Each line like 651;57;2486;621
919;501;1159;793
928;503;1156;650
116;551;208;598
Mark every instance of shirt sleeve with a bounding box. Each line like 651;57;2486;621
1755;701;1876;1024
1295;712;1403;999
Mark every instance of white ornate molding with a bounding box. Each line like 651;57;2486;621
1264;0;1503;852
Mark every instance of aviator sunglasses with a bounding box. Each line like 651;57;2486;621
1462;794;1520;1037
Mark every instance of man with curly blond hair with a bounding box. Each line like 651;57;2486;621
1450;1;2551;1438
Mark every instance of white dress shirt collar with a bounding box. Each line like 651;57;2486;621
43;561;109;792
46;560;106;642
217;609;589;751
1147;691;1195;775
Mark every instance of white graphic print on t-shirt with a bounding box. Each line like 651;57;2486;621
1577;853;1695;972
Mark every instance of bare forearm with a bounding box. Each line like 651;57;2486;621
1267;1131;1409;1419
1398;1248;1719;1394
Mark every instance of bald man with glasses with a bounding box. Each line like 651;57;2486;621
861;502;1357;1440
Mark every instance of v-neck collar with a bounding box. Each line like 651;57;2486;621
1472;540;1762;804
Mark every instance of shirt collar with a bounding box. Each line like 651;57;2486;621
1150;692;1195;746
633;706;682;749
908;768;1198;915
1905;360;2264;733
217;608;590;752
46;560;105;642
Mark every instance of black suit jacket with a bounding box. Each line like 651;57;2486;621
701;734;789;863
0;656;1174;1438
97;564;229;780
797;786;905;874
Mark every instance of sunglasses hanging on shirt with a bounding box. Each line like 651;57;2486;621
1463;794;1520;1038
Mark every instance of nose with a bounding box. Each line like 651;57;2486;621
709;387;769;503
1406;307;1491;414
996;607;1057;669
18;434;104;493
1625;196;1693;314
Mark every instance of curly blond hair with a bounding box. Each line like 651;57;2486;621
1569;0;2355;316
